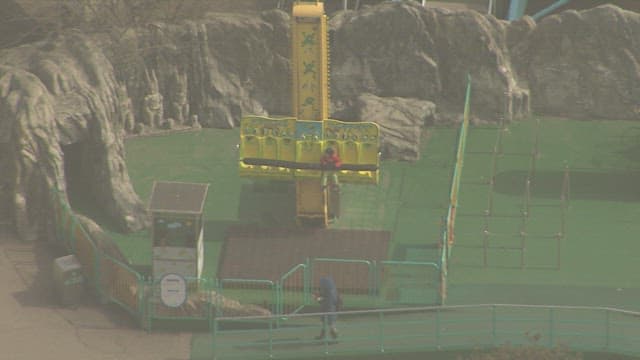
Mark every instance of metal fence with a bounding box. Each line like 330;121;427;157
46;76;475;325
309;258;375;296
145;277;213;330
99;254;143;317
436;74;473;306
376;260;440;306
216;279;279;316
279;263;308;315
49;187;444;332
195;304;640;360
73;223;98;294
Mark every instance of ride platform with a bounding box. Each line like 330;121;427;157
218;225;390;293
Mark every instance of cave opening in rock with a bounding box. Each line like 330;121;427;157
0;142;9;223
61;141;97;216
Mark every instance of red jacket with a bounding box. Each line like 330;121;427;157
320;153;342;170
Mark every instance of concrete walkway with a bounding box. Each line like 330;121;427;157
0;226;192;360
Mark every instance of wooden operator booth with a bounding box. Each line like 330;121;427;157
148;181;209;280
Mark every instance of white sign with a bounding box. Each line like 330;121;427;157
159;273;187;308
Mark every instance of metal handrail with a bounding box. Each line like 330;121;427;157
214;303;640;322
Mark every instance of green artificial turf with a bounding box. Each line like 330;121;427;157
117;129;243;277
108;117;640;310
448;117;640;309
115;127;458;274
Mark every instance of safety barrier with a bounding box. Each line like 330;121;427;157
309;258;375;296
145;277;213;330
200;304;640;360
454;110;569;270
51;189;146;321
279;263;308;315
438;74;473;306
51;190;75;252
216;279;278;317
49;189;444;331
100;254;143;317
445;74;473;248
73;223;98;294
376;260;440;306
46;75;476;331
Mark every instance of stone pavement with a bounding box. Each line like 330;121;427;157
0;225;192;360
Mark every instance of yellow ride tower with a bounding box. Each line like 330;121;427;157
238;0;380;226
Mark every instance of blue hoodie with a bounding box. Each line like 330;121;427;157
319;276;338;313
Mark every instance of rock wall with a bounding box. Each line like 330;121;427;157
0;3;639;239
345;93;437;161
330;2;531;122
518;5;640;119
0;32;148;240
124;10;291;133
331;2;639;122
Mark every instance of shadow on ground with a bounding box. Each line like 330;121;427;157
9;238;137;329
238;181;297;227
494;170;640;202
202;181;297;240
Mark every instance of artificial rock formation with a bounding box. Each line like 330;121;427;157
330;2;532;123
0;32;148;241
335;93;437;161
0;9;293;239
130;10;291;130
518;5;640;119
1;2;639;239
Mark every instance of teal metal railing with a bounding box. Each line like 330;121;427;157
279;263;308;315
199;304;640;360
438;74;473;305
50;188;443;330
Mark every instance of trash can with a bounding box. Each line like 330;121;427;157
52;254;85;306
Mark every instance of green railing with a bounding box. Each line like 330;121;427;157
50;186;443;331
50;70;476;324
47;76;477;328
279;263;308;315
51;188;148;324
376;260;440;306
217;278;279;316
145;277;214;329
99;253;144;317
196;304;640;360
445;73;472;250
438;74;473;305
309;258;375;296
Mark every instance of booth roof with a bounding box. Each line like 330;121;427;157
148;181;210;214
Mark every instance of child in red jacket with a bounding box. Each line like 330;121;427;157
320;147;341;191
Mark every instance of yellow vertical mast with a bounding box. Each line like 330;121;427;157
291;1;331;226
291;0;329;122
237;0;380;227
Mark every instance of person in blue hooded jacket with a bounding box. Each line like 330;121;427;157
315;276;339;340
